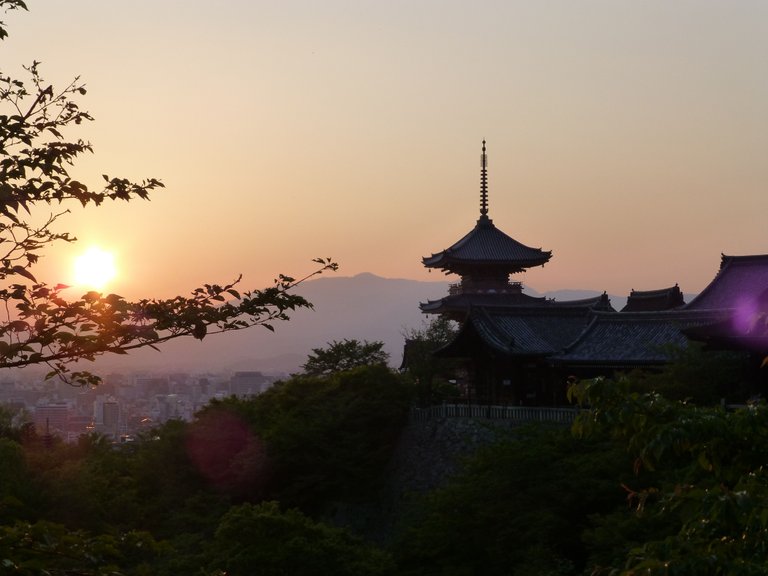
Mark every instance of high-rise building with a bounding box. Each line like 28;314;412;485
34;402;69;438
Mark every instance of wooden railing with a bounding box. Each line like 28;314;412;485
410;404;580;424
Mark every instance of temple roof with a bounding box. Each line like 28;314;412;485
437;301;611;358
420;289;613;315
423;216;553;274
621;285;685;312
419;289;548;314
551;310;722;367
683;311;768;353
685;254;768;311
433;252;768;366
422;141;552;275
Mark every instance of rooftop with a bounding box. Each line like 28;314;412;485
422;141;551;275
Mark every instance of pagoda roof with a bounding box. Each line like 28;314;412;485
422;215;552;273
621;285;685;312
422;141;552;275
420;290;548;314
685;254;768;311
551;310;722;367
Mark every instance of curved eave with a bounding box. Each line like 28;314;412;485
422;253;552;274
422;217;552;272
419;292;551;314
419;299;447;313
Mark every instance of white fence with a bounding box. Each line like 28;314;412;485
410;404;580;424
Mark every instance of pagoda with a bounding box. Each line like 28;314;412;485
412;143;768;405
420;141;552;319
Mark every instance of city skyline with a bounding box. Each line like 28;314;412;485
3;1;767;300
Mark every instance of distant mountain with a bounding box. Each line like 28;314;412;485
54;274;694;376
86;273;451;375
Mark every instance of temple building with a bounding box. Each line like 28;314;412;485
417;142;768;405
421;141;552;319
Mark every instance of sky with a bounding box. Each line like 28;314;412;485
3;0;768;300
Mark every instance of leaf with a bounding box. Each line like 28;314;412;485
8;320;29;332
192;322;207;340
10;265;36;282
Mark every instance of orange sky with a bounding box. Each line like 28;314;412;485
4;1;768;300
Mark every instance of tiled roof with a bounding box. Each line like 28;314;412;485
420;291;548;314
685;254;768;311
440;304;602;358
551;310;722;366
549;293;615;311
422;215;552;273
684;315;768;353
621;285;685;312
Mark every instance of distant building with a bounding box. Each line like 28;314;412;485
151;394;193;423
34;402;69;437
93;395;121;438
68;415;95;440
102;400;120;438
229;371;271;397
414;142;768;405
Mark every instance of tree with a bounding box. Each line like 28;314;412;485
623;342;750;404
301;339;389;376
0;1;335;385
0;520;164;576
202;364;411;510
400;316;459;404
206;501;395;576
394;425;629;576
569;376;768;575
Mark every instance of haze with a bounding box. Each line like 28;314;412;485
4;1;767;300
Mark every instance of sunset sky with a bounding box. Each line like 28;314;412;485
4;1;768;300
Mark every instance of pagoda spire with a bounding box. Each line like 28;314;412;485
480;140;489;218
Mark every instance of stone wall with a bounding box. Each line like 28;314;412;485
341;415;540;543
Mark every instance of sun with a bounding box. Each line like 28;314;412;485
73;247;117;291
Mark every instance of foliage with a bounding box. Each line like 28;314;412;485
204;501;395;576
129;419;230;539
29;434;140;533
624;342;750;404
185;404;273;501
0;436;35;522
0;402;28;440
301;338;389;376
401;316;460;404
0;520;164;576
0;1;336;385
394;425;630;576
204;365;411;510
0;365;410;573
570;376;768;575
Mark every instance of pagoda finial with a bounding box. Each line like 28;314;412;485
480;140;488;217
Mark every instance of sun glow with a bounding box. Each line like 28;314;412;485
73;247;117;291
